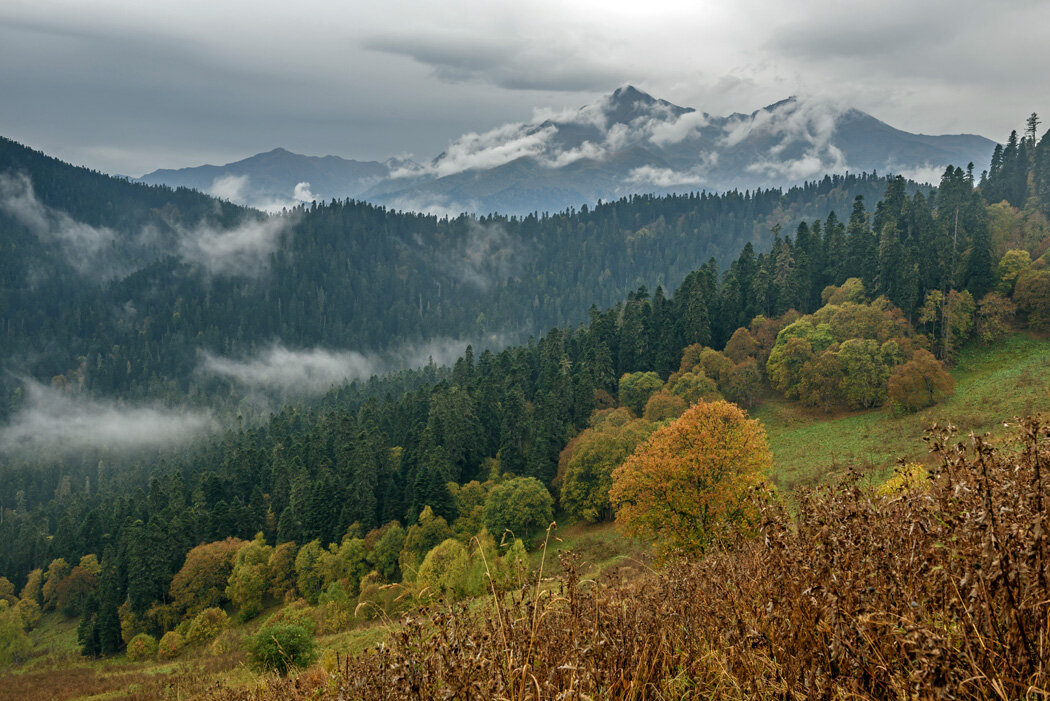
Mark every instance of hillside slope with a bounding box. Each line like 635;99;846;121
758;332;1050;491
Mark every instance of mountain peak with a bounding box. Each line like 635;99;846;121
610;85;655;104
756;96;799;115
601;85;692;125
261;147;294;157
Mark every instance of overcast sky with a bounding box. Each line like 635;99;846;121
1;0;1047;176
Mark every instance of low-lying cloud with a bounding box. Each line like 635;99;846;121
890;162;946;185
177;214;292;276
392;122;559;179
627;165;707;188
0;380;216;456
3;171;295;278
648;111;711;146
0;172;121;277
208;174;319;212
201;333;517;398
436;221;523;291
729;96;850;180
207;173;250;202
201;345;380;396
292;181;319;202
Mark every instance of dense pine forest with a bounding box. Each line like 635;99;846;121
0;135;901;412
1;117;1050;695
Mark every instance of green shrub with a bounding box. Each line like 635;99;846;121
126;633;157;661
157;631;185;660
356;572;404;620
247;624;316;675
417;538;471;599
316;582;355;634
186;606;228;645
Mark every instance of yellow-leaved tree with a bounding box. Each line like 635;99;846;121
609;400;771;555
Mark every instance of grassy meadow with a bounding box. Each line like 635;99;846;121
757;331;1050;491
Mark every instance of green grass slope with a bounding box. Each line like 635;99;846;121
757;332;1050;491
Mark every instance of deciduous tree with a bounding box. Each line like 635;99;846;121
483;477;554;542
169;538;244;617
888;350;954;414
610;401;771;555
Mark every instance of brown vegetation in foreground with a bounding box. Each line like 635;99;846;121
209;417;1050;699
0;653;238;701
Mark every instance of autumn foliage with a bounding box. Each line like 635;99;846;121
170;538;244;617
888;349;955;414
210;417;1050;700
609;400;771;555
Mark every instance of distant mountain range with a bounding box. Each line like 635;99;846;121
138;86;997;215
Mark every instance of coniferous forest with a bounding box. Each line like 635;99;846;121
1;113;1050;698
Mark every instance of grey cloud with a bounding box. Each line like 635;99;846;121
0;172;121;278
201;345;380;396
200;333;518;398
293;182;319;203
0;380;216;456
177;214;294;276
394;122;559;178
1;0;1045;180
383;194;482;218
363;34;626;93
770;11;952;62
2;170;295;278
627;166;706;188
887;163;947;185
649;111;711;146
207;174;250;201
206;175;319;213
727;96;850;180
398;333;517;368
435;222;524;292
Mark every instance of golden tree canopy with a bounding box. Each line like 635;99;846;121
609;400;771;555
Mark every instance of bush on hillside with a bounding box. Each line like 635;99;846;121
247;623;316;676
887;349;954;414
482;477;554;542
186;607;228;645
0;603;31;668
126;633;157;662
156;631;185;660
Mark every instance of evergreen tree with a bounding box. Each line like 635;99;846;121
96;548;122;655
845;196;876;286
964;224;996;299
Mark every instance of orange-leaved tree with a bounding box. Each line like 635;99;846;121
609;400;771;555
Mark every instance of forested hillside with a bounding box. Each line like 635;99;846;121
0;135;901;416
1;117;1048;678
